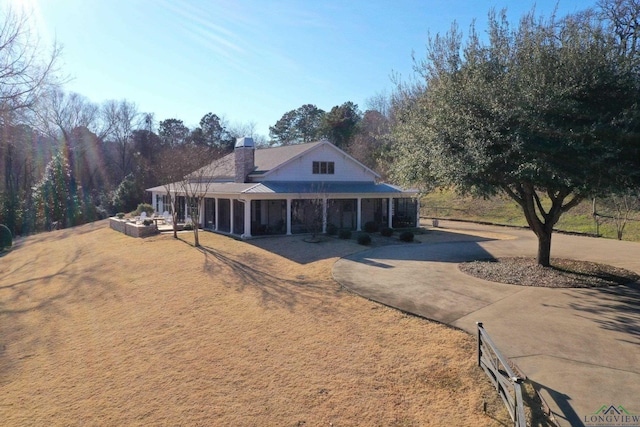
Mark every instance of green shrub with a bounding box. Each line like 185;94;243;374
338;229;352;239
380;227;393;237
142;219;153;226
133;203;154;216
116;212;125;219
399;231;414;242
363;221;379;233
0;224;12;249
183;223;194;231
357;233;371;245
111;174;140;214
326;223;338;236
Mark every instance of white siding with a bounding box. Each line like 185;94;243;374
260;144;376;182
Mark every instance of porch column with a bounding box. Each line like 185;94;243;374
230;198;235;234
388;197;394;228
322;198;327;234
199;198;204;227
214;198;219;231
356;197;362;231
286;198;292;235
415;197;421;227
243;200;252;238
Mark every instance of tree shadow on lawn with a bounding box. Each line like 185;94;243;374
197;243;343;312
11;220;108;248
0;246;119;385
0;248;82;310
566;282;640;345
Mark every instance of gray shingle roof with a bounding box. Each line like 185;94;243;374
187;153;235;180
252;141;324;175
189;141;326;180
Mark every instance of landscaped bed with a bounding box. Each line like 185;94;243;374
0;220;513;426
460;257;640;288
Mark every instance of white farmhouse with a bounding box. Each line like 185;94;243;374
147;138;418;238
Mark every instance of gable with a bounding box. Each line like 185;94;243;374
254;141;379;183
185;140;381;184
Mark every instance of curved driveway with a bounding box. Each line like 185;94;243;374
333;221;640;427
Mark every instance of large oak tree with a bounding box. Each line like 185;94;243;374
393;7;640;266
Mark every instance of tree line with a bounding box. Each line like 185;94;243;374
0;7;394;237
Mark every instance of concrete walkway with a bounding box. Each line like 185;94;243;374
333;221;640;427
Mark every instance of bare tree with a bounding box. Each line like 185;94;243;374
155;148;191;239
0;4;66;231
37;89;100;141
291;182;328;242
0;6;62;117
365;92;391;118
155;145;220;243
600;191;640;240
598;0;640;63
102;99;140;180
349;109;392;179
36;89;110;182
32;89;103;214
226;120;268;147
179;146;223;246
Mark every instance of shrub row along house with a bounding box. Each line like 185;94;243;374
147;138;418;238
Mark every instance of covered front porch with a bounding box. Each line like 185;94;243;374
149;182;419;239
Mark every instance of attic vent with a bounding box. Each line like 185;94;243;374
312;161;334;174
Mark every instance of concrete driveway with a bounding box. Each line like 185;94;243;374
333;221;640;427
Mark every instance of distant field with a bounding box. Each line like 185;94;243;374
421;189;640;242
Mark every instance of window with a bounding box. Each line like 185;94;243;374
159;195;171;214
312;161;335;174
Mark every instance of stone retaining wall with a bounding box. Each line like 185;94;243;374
109;218;158;238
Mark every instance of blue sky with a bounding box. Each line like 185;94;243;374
17;0;591;138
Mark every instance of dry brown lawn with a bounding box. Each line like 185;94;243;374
0;221;510;426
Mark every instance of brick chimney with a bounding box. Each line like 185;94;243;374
234;137;255;183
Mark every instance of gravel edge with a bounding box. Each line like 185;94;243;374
459;257;640;288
